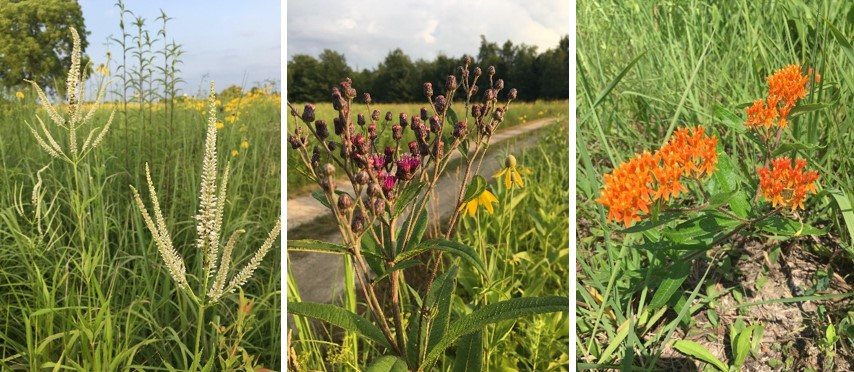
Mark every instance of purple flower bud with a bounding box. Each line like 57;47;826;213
385;111;393;121
301;104;316;123
355;170;370;185
488;66;495;77
446;75;457;91
367;182;381;197
408;141;419;155
399;113;408;128
311;146;321;169
470;84;478;95
396;154;421;181
463;55;471;67
314;120;329;140
370;154;385;173
494;79;504;91
458;66;469;80
338;193;353;211
367;123;378;140
341;79;356;99
331;88;345;111
410;115;421;129
327;140;336;151
483;88;496;102
474;67;482;78
432;140;444;159
372;197;386;215
472;104;483;119
288;135;303;149
380;172;396;192
372;109;381;122
392;124;403;140
492;107;505;122
430;115;441;133
508;88;517;100
420;107;429;121
352;134;367;154
363;92;372;104
424;82;433;97
333;117;344;136
384;146;395;158
453;121;467;138
434;95;447;113
351;210;364;233
357;113;366;126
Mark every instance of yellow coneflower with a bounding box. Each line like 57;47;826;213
492;155;526;189
15;91;24;100
231;149;239;157
459;189;498;217
240;140;249;149
216;121;224;130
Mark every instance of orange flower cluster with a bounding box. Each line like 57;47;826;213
758;156;819;211
745;65;818;130
597;126;718;227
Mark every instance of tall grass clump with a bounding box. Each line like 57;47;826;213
287;57;568;371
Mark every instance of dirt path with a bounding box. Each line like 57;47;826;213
287;117;561;304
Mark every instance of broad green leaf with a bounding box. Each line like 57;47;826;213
827;17;854;67
672;340;727;372
422;296;567;368
311;189;348;209
462;176;487;204
288;302;391;350
705;191;737;210
395;239;486;276
755;216;827;237
648;260;690;310
452;331;483;372
365;355;408;372
732;325;757;368
427;266;459;353
771;142;823;157
362;226;387;275
790;103;829;118
447;107;459;128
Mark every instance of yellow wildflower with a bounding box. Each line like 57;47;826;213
15;91;24;99
231;149;239;157
240;140;249;149
216;121;224;130
459;189;498;217
492;155;526;189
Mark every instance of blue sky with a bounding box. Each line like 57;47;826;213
80;0;281;96
287;0;569;71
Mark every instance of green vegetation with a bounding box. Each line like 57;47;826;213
578;1;854;370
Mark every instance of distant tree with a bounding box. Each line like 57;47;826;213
287;54;324;102
508;44;539;101
372;49;416;102
0;0;89;93
318;49;352;87
538;36;569;99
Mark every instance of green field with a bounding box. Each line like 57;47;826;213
0;76;282;368
578;1;854;370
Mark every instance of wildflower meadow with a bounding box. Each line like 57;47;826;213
0;2;281;369
579;1;854;370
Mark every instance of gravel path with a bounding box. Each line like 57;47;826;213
286;117;560;304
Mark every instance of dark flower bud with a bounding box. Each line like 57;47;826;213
508;88;517;100
408;141;419;155
351;210;364;234
434;95;447;113
370;154;385;173
424;82;433;97
372;197;386;215
352;134;368;154
340;138;352;157
290;107;299;117
288;135;303;149
472;104;483;118
315;120;329;140
446;75;457;91
392;124;403;140
341;78;356;99
458;66;469;80
430;115;441;133
311;146;321;169
363;92;372;104
483;88;496;102
488;66;495;77
411;115;421;129
396;154;421;181
399;113;408;128
494;79;504;91
301;104;316;123
492;107;505;122
474;67;482;78
323;163;335;182
385;111;393;121
413;121;427;141
372;109;381;122
367;182;381;197
367;123;378;140
355;170;370;185
327;140;337;151
331;88;345;111
338;193;353;211
357;113;366;126
453;121;467;138
470;84;478;95
432;140;444;159
420;107;429;121
333;117;344;135
463;55;471;67
384;146;395;158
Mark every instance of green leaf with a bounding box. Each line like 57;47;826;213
426;266;459;353
672;340;728;372
713;105;746;133
829;189;854;246
311;189;349;210
399;209;428;253
648;260;690;310
790;103;829;118
287;239;348;255
826;17;854;68
462;176;487;204
393;182;425;218
592;51;648;108
288;302;391;350
447;107;459;127
732;325;757;368
372;260;423;284
365;355;408;372
421;296;567;368
361;226;387;275
395;239;486;276
771;142;823;157
597;318;631;365
705;191;738;210
755;216;828;237
452;331;483;372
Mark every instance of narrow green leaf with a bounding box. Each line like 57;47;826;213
447;107;459;126
672;340;728;372
829;189;854;246
287;239;348;255
462;176;487;204
713;105;746;133
399;209;428;252
427;266;459;353
592;51;648;108
771;142;823;157
396;239;486;276
288;302;391;350
789;103;829;118
422;296;567;367
648;260;690;310
394;182;425;218
732;325;756;368
597;319;630;364
452;331;483;372
372;260;422;284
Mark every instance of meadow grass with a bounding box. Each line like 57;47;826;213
578;1;854;369
0;55;282;369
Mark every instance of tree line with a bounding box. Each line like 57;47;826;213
287;35;569;103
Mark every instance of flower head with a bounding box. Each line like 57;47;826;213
15;91;24;100
758;156;819;211
460;189;499;217
492;154;527;189
746;65;814;132
240;140;249;149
